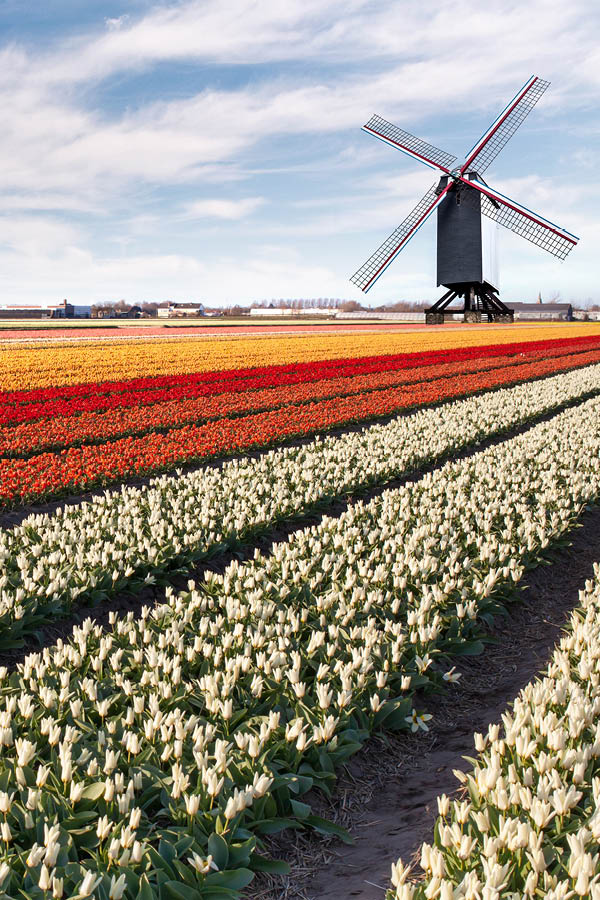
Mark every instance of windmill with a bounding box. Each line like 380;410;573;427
350;76;579;323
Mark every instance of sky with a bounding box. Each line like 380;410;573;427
0;0;598;308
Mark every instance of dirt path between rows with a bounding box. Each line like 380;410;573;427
247;505;600;900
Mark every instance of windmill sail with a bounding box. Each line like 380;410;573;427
460;76;550;176
350;182;453;292
363;115;457;173
466;178;579;261
350;75;579;320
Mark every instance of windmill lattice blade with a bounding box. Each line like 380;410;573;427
461;76;550;176
363;115;457;173
468;181;579;261
350;183;450;292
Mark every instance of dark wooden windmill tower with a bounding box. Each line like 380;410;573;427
350;77;579;323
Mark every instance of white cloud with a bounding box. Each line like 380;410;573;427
183;197;265;220
17;0;598;105
0;242;342;305
0;0;598;303
0;215;81;256
1;0;597;202
104;15;130;32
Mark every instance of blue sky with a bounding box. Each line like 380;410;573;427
0;0;598;307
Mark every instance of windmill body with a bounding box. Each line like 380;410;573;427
433;173;504;319
436;174;498;291
350;77;579;323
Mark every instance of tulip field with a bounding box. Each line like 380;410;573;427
387;564;600;900
4;328;600;506
2;323;600;900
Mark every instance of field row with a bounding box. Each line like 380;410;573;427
3;323;600;391
1;364;599;646
4;334;599;410
3;351;600;506
387;562;600;900
1;393;600;898
4;345;600;458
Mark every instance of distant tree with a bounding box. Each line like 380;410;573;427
339;300;364;312
379;299;428;312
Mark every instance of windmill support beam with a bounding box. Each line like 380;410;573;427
425;283;514;324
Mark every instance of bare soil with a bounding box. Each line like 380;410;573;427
247;508;600;900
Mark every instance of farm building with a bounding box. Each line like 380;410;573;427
0;299;78;319
508;302;573;321
250;306;334;317
157;302;205;317
0;300;92;319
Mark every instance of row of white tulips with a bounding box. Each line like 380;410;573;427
387;561;600;900
2;364;600;647
1;396;600;898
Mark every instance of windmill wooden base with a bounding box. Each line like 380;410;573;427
425;283;514;324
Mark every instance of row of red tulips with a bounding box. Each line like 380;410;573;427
4;333;600;412
1;352;596;506
4;346;600;459
3;335;600;427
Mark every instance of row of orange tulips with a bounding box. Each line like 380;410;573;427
4;346;600;458
1;351;597;506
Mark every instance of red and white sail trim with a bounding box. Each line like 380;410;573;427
350;181;454;292
464;176;579;261
460;76;550;176
362;115;456;174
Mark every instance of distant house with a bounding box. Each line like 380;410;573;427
507;302;573;321
114;305;143;318
92;304;144;318
157;302;206;318
573;309;600;321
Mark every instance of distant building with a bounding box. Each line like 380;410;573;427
333;309;430;321
0;299;74;319
507;302;573;321
250;307;333;317
157;302;206;318
573;309;600;321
